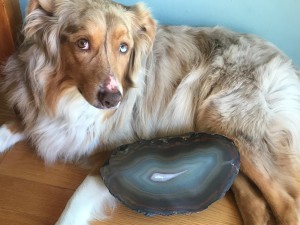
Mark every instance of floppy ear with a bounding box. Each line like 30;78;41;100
27;0;54;15
129;3;156;53
126;3;157;82
23;0;59;59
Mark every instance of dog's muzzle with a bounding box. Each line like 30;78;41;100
97;75;122;109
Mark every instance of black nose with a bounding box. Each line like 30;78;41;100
97;88;122;109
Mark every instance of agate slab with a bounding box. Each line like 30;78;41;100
101;133;240;216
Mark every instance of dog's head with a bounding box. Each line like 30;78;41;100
25;0;156;112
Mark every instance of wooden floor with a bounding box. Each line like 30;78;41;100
0;96;242;225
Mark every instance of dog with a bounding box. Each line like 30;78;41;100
1;0;300;224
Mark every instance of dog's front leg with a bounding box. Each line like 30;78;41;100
0;120;25;153
56;175;117;225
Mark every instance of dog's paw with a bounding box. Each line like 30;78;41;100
0;124;25;153
55;176;117;225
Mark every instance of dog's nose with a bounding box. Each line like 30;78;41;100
98;87;122;109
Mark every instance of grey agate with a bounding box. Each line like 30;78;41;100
101;133;240;216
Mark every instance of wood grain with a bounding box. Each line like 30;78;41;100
94;193;241;225
0;142;88;189
0;0;22;61
0;208;53;225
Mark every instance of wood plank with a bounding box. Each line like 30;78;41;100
0;147;242;225
0;143;88;190
0;208;53;225
0;174;74;223
0;151;7;163
0;143;242;225
0;3;15;61
3;0;22;42
92;192;241;225
0;0;22;61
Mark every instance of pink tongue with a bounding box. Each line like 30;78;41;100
106;75;118;91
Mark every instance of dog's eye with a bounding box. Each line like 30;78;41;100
119;43;128;54
77;39;90;50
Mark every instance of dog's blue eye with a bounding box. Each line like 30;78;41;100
119;43;128;54
77;39;89;50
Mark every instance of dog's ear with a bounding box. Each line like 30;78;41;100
128;3;156;53
23;0;59;65
24;0;57;41
27;0;54;15
126;3;157;82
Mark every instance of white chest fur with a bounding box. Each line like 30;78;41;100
31;88;105;163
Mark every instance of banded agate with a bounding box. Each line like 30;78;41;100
101;133;240;216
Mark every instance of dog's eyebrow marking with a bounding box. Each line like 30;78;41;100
61;25;85;43
112;28;128;41
60;34;68;43
65;25;83;34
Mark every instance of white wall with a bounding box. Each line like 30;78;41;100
19;0;300;67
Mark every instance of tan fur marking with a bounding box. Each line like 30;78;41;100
232;173;272;225
45;73;76;115
240;153;300;225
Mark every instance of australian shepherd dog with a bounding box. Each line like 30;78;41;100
1;0;300;224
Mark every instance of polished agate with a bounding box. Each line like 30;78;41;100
101;133;240;216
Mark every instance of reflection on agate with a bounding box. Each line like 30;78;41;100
150;170;188;182
101;133;240;216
